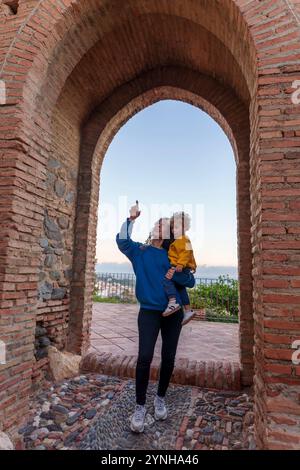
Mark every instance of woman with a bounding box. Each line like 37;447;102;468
116;205;195;433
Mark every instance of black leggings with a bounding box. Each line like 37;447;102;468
136;307;183;405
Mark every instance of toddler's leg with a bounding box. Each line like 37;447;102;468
177;285;190;307
162;274;181;317
181;308;196;326
173;273;196;326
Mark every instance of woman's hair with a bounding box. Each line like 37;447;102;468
171;211;191;236
145;217;171;243
145;232;152;245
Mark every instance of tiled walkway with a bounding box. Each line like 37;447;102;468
90;303;239;363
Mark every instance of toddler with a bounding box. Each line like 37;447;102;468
163;212;196;326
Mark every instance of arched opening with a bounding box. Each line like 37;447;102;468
62;75;253;391
96;100;238;274
90;98;241;376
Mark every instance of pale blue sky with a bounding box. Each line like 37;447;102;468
96;100;237;268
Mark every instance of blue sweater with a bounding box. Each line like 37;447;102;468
116;219;194;311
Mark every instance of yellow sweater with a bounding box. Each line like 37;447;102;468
168;235;197;271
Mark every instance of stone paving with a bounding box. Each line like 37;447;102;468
17;374;255;451
90;303;239;363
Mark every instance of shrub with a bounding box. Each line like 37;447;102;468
188;275;239;321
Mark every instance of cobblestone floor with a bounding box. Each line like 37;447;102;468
90;303;239;363
18;374;255;451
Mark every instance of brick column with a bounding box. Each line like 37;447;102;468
237;159;254;386
0;140;45;433
252;58;300;451
67;159;100;354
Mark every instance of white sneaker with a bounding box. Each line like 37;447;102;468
154;395;168;421
182;310;196;326
162;302;181;317
130;405;146;433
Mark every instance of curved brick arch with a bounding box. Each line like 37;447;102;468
0;0;300;450
66;68;253;390
0;0;257;106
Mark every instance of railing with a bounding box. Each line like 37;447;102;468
94;272;136;304
93;273;239;323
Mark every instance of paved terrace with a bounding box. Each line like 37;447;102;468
90;303;239;363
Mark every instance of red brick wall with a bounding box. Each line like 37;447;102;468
243;0;300;449
0;0;300;449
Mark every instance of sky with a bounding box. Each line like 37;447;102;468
96;100;237;268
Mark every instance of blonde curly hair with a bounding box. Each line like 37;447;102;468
171;211;191;237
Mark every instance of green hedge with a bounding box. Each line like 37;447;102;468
188;275;239;322
93;275;239;323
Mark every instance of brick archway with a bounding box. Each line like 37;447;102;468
66;67;253;392
1;0;300;449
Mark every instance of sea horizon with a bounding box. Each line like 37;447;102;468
96;262;238;279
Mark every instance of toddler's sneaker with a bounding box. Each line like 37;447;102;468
162;300;181;317
182;310;196;326
154;395;168;421
130;404;146;433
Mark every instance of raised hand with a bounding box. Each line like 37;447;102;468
175;265;183;272
129;201;141;221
